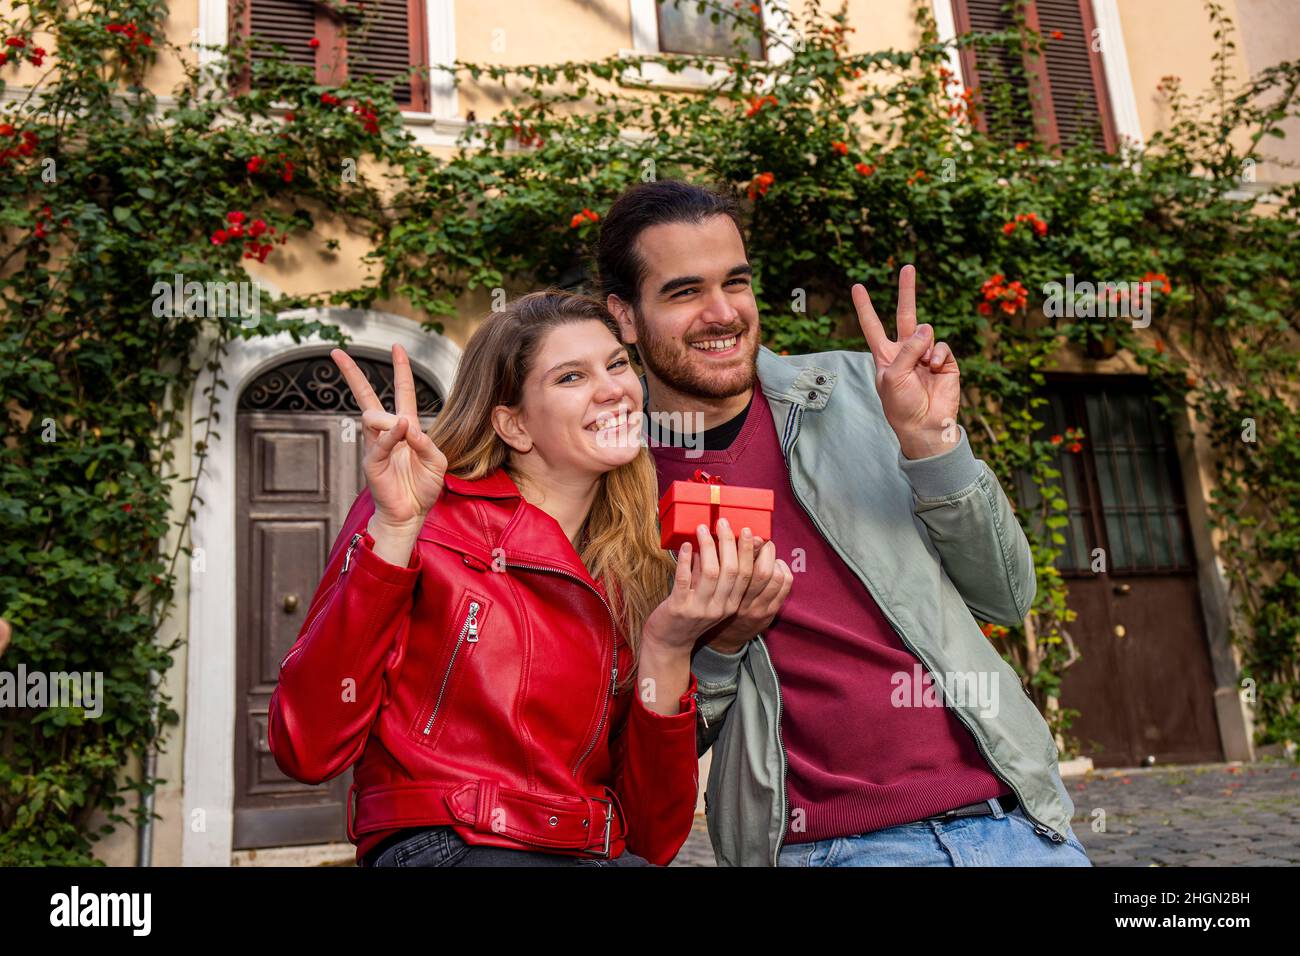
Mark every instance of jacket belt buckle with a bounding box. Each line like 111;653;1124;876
588;795;613;859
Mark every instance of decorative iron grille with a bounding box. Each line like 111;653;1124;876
238;354;443;415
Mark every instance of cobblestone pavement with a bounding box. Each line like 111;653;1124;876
668;761;1300;867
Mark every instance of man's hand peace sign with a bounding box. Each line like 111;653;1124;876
331;345;448;549
852;264;962;461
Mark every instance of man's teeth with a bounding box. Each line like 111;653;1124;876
690;336;738;352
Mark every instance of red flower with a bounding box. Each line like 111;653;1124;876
320;92;340;107
283;111;296;123
1154;338;1166;354
34;222;46;238
226;211;246;225
122;504;133;512
1050;434;1063;445
1142;270;1172;294
832;141;849;156
1051;30;1064;40
5;37;26;49
749;3;760;13
1002;221;1016;235
0;124;13;136
0;53;7;66
746;171;775;200
309;37;321;49
1014;140;1030;151
246;155;264;174
977;301;992;316
249;218;268;237
854;162;874;176
210;229;228;245
282;160;295;182
744;95;778;117
1067;441;1083;454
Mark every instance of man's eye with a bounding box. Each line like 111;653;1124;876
726;277;750;287
671;288;697;299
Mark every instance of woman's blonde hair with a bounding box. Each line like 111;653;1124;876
428;290;674;672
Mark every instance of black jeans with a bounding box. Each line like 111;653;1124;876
363;826;655;867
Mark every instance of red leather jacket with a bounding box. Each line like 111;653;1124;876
267;469;700;866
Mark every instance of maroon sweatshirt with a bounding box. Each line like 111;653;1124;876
649;384;1011;844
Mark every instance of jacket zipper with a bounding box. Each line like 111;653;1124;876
421;600;481;736
507;559;617;776
778;405;1066;847
281;532;364;671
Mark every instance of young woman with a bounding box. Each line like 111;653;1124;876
268;290;791;867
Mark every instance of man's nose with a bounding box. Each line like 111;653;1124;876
699;288;740;326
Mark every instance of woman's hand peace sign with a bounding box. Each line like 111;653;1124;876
331;345;448;543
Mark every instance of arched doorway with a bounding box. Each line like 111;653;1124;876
181;307;461;866
232;354;442;849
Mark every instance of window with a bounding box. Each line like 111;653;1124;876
951;0;1116;150
656;0;765;59
236;0;430;111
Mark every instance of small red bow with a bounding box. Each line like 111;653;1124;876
692;469;725;485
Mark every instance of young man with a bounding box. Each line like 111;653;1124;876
598;180;1091;867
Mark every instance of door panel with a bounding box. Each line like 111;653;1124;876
1017;379;1222;767
233;354;443;850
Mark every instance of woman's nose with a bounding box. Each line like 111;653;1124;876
591;369;626;405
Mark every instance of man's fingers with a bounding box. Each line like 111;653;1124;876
331;349;385;413
928;341;954;373
851;283;891;355
887;324;934;380
896;264;918;340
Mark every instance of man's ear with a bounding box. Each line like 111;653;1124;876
491;404;532;454
606;295;638;344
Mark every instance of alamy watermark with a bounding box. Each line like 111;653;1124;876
0;665;104;718
592;406;707;459
890;663;1000;718
1042;274;1153;328
151;273;263;328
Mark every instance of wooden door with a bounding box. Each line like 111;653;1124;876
1015;379;1222;767
233;354;442;849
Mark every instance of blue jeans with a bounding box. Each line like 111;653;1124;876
365;826;654;867
777;801;1092;867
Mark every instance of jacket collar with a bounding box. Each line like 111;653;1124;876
443;469;523;499
439;468;606;597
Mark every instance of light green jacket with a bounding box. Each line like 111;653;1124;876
689;346;1076;867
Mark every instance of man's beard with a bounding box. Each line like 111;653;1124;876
632;311;758;400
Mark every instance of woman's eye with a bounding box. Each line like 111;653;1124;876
609;358;629;370
557;372;581;384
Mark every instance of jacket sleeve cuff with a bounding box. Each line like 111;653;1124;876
352;531;423;585
692;643;747;685
630;673;699;724
898;425;982;499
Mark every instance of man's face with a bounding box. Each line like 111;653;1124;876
612;215;760;400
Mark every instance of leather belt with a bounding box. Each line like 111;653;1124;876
348;779;625;858
929;793;1018;822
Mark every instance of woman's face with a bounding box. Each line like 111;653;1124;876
499;320;644;479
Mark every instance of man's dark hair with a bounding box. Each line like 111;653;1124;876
595;181;744;307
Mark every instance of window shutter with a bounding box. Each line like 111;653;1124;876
952;0;1115;151
954;0;1036;145
240;0;427;110
245;0;320;73
348;0;428;111
1035;0;1116;150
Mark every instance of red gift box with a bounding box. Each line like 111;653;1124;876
658;470;774;552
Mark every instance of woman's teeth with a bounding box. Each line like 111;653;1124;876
690;336;738;352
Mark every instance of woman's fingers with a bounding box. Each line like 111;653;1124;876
392;344;419;428
694;522;721;601
405;423;447;473
361;407;400;443
714;518;739;609
331;349;384;413
727;526;755;608
367;415;409;465
674;541;694;594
